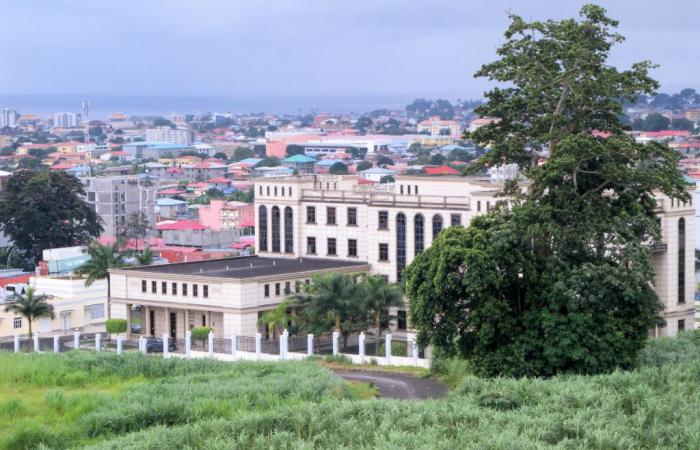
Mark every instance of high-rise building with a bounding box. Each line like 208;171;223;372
145;127;193;145
53;112;81;128
0;108;19;128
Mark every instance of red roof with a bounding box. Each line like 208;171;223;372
643;130;690;138
157;220;208;231
50;163;75;170
188;182;209;189
158;188;185;195
191;162;226;169
424;165;460;175
166;167;183;173
207;177;231;183
358;178;377;185
110;151;129;156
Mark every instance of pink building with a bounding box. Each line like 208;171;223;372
198;200;254;231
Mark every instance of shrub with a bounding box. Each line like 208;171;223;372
324;354;352;365
191;326;212;342
105;319;128;336
378;340;407;357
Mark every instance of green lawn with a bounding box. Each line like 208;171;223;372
1;331;699;449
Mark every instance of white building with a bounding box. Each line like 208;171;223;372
0;108;19;128
146;127;193;145
53;112;81;128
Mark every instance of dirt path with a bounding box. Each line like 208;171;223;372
335;370;448;400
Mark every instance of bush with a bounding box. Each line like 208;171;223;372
323;354;352;365
105;319;128;335
191;326;212;342
378;340;407;356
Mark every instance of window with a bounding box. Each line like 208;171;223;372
306;206;316;224
678;319;686;332
289;187;293;196
141;280;147;293
307;237;316;254
327;238;337;256
305;279;310;285
451;214;461;226
678;218;686;304
295;281;301;293
266;186;270;196
378;211;389;229
285;282;291;295
327;207;336;225
203;285;209;298
432;214;443;241
182;283;188;296
275;283;281;296
379;243;389;261
264;284;270;297
400;185;404;195
88;303;105;320
193;284;198;297
397;310;407;330
172;282;178;295
415;185;418;195
13;318;22;329
258;206;268;251
347;207;357;226
414;214;424;255
274;186;277;196
151;281;157;293
396;213;406;281
271;206;281;252
284;207;294;253
259;186;263;196
348;239;357;257
477;200;481;212
162;281;167;294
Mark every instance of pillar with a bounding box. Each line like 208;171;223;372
13;334;19;353
53;335;59;353
117;336;123;355
74;331;80;349
125;304;132;336
33;334;39;352
412;338;418;366
307;334;314;356
144;306;151;336
332;331;339;356
359;332;366;363
207;331;214;357
255;332;262;359
231;334;237;359
164;307;171;338
184;309;190;334
385;333;392;365
95;333;101;352
280;329;288;360
163;334;169;358
185;330;192;358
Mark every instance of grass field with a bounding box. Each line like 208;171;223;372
1;330;698;449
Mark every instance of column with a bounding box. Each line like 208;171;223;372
125;304;132;336
164;307;171;338
206;311;211;328
184;309;190;334
144;306;151;336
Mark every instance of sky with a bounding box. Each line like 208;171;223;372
1;0;699;102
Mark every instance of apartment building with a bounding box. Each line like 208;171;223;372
53;112;81;128
83;176;158;237
146;127;194;145
416;116;462;137
0;108;19;128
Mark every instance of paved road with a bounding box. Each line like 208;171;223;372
335;370;448;400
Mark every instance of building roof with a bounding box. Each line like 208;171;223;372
143;162;167;168
114;255;368;279
282;154;317;164
157;220;208;231
158;188;186;195
424;165;460;175
190;162;227;169
124;141;191;150
207;177;231;183
360;167;397;175
156;198;186;206
237;158;263;165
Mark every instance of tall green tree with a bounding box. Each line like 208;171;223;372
4;287;54;338
78;241;126;320
0;170;102;262
360;275;403;354
408;4;687;377
257;299;295;340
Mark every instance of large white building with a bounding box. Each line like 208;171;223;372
53;112;81;128
145;127;193;145
0;108;19;128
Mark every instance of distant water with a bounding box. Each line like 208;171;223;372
0;94;412;119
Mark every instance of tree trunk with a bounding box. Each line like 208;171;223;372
27;317;33;339
375;311;381;356
106;275;111;320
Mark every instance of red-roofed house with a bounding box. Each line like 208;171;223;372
183;162;227;181
157;220;208;231
424;165;460;175
158;188;186;196
206;177;232;190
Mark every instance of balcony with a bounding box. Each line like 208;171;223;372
301;189;471;210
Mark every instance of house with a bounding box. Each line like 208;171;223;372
206;177;232;191
183;162;228;181
198;199;254;231
424;165;460;175
252;166;294;178
358;167;398;182
282;154;317;174
156;198;188;220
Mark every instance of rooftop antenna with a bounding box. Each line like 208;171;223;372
82;100;90;143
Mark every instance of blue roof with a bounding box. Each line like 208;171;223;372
238;158;263;165
282;154;317;164
360;167;396;175
65;166;90;173
315;159;339;167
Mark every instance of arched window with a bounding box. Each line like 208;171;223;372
414;214;424;255
678;217;686;304
432;214;443;242
396;213;406;281
284;207;294;253
258;205;268;252
271;206;281;252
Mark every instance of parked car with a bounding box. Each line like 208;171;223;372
145;336;176;353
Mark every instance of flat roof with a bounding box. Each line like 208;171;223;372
114;256;368;279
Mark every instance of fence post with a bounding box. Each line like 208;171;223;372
280;329;288;360
231;334;237;359
185;331;192;358
74;331;80;350
163;334;169;358
359;332;366;364
53;335;59;353
13;334;19;353
116;336;123;355
385;333;392;365
33;333;40;352
95;333;101;352
207;331;214;357
332;331;339;356
140;336;147;354
307;333;313;356
255;332;262;360
412;338;419;366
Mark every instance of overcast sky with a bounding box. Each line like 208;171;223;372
2;0;698;100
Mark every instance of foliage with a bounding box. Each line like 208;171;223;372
0;170;102;262
376;155;394;166
379;175;394;184
255;157;281;168
116;211;152;249
212;152;228;161
285;144;306;157
429;153;446;165
3;287;54;338
191;326;213;342
356;160;372;172
257;300;295;339
133;246;154;266
637;112;670;131
407;5;687;377
670;117;695;131
359;275;403;352
378;340;408;357
77;241;126;319
105;319;128;335
233;146;254;161
328;162;348;175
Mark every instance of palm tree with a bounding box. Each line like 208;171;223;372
257;299;295;340
360;275;403;354
134;246;154;266
4;287;54;338
77;241;126;320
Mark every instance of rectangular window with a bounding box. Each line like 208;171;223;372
259;186;263;196
172;282;177;295
327;207;336;225
307;236;317;254
285;282;291;295
400;185;404;195
151;281;157;293
141;280;147;293
347;207;357;225
264;284;270;297
477;200;481;212
182;283;188;296
678;319;686;332
162;281;167;294
274;186;277;196
451;214;461;226
203;285;209;298
397;310;407;330
415;185;418;195
408;185;412;195
13;318;22;329
275;283;281;296
295;281;301;293
327;238;337;256
379;243;389;261
266;186;270;196
306;206;316;224
348;238;357;257
88;304;105;320
193;284;198;297
378;211;388;229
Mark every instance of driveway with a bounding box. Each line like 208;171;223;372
335;370;448;400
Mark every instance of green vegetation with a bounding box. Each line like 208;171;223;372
190;326;212;343
105;319;127;336
3;287;54;338
78;241;126;320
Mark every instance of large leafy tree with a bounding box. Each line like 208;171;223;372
406;5;688;377
78;241;126;320
360;275;403;354
5;287;54;338
0;170;103;262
